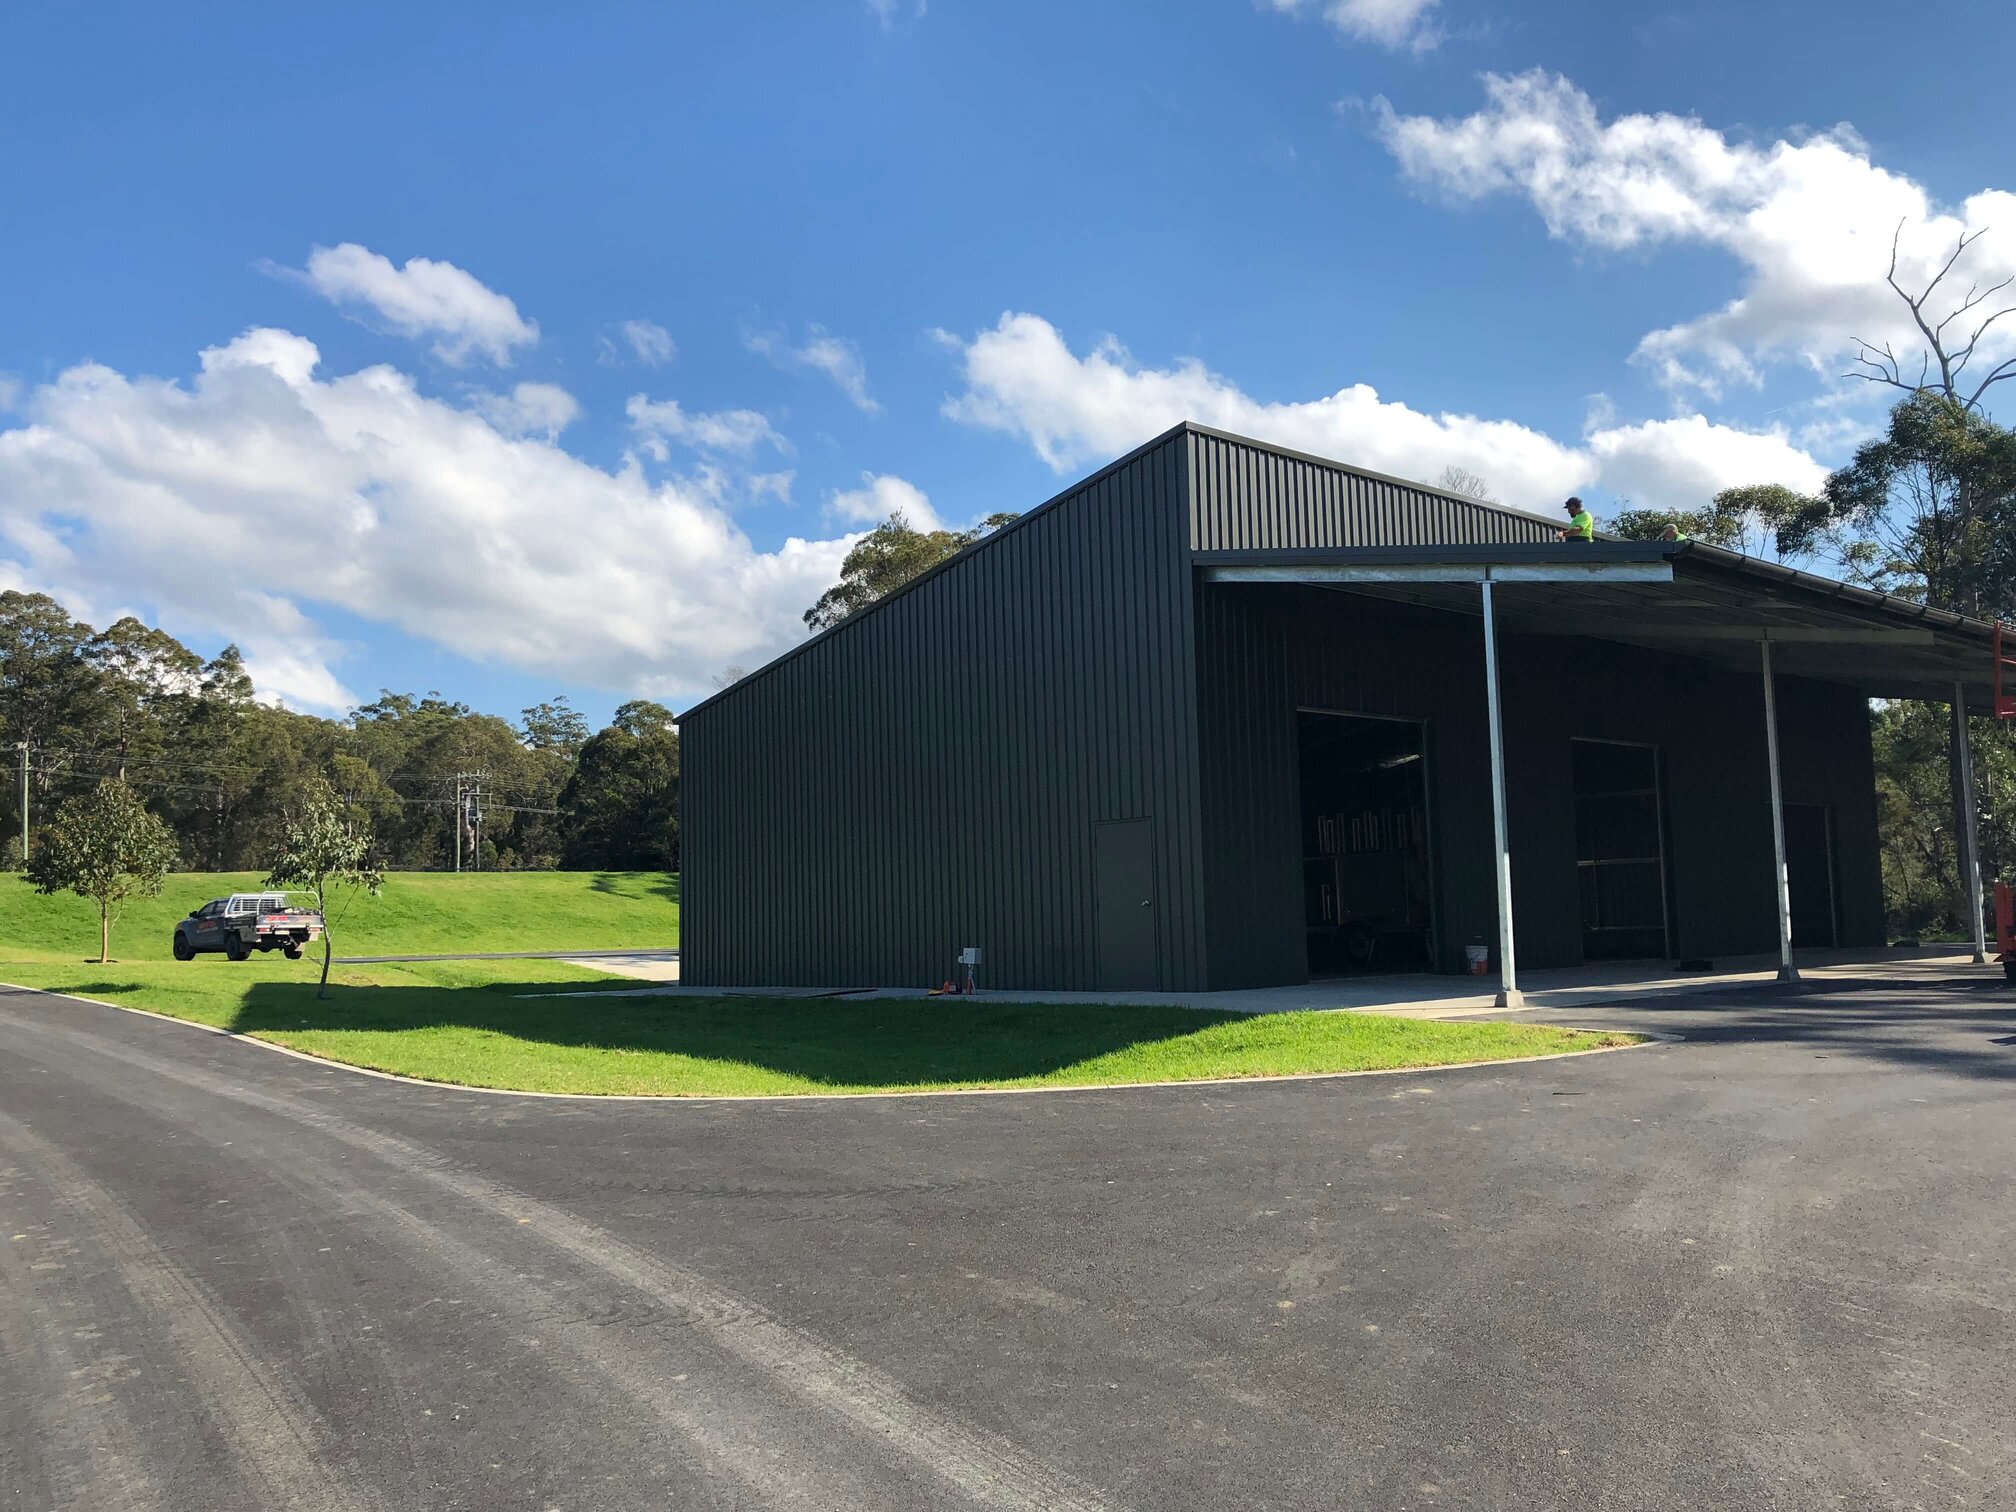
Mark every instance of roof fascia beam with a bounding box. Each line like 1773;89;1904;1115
1200;562;1674;585
1506;625;1937;646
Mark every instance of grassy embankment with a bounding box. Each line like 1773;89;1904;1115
0;868;678;963
1;870;1636;1096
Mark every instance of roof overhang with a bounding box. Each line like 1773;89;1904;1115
1196;542;2003;709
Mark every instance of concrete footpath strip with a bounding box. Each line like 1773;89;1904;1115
339;947;678;965
520;947;1995;1015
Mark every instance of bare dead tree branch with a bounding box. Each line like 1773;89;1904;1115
1931;272;2012;343
1969;355;2016;411
1950;299;2016;381
1843;221;2016;412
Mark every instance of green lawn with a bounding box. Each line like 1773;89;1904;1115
0;955;1638;1097
0;869;677;963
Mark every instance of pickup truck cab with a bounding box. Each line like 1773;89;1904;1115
173;892;324;961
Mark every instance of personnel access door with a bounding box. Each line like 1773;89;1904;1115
1093;817;1157;990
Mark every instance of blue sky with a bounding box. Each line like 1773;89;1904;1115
4;0;2014;729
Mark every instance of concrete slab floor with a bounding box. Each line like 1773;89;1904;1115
561;951;682;981
542;945;2005;1016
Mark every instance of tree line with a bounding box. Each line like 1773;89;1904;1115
1;590;680;874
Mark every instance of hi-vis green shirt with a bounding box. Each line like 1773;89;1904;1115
1565;510;1594;541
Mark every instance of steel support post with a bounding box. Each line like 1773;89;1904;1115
1481;579;1523;1009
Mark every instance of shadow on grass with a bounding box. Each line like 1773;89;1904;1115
587;872;681;908
223;978;1239;1085
215;973;2016;1088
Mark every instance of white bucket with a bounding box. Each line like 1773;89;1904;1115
1464;944;1490;976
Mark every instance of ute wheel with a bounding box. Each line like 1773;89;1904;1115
172;934;194;961
225;939;249;962
285;945;303;960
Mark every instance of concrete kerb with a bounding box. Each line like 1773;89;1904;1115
0;980;1672;1105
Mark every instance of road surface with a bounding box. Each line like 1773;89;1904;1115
1;977;2011;1509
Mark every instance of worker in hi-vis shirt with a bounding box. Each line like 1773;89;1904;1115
1559;496;1594;543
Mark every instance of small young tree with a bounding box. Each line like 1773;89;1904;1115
266;777;384;999
27;778;178;963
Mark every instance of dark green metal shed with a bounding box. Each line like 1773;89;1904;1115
680;423;2000;994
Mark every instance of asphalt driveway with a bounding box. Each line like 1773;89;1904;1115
1;976;2011;1510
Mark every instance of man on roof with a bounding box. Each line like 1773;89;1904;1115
1559;496;1594;543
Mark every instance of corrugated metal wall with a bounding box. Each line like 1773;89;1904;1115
1186;427;1560;552
1193;583;1302;988
1191;584;1886;982
681;431;1207;990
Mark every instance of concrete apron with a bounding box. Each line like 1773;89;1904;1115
539;946;1996;1018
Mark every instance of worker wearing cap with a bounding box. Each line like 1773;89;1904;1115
1560;496;1594;543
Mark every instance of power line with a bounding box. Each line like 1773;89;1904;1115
29;763;557;816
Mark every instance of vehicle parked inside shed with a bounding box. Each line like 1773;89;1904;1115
173;892;324;961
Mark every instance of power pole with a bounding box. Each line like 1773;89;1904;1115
451;770;487;873
14;743;26;871
470;772;485;872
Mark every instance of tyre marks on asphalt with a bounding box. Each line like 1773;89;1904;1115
0;1155;163;1512
1;1030;899;1511
0;995;1119;1512
0;1108;378;1512
1616;1097;2007;1509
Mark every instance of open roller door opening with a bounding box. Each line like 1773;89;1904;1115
1298;712;1435;977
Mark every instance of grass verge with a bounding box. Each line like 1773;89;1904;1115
1;957;1640;1097
0;869;678;962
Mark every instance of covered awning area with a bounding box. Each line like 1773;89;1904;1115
1199;541;2007;1005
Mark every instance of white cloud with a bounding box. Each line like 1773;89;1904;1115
1583;415;1827;510
1372;71;2016;401
828;473;944;532
938;311;1825;514
866;0;926;28
1266;0;1440;52
233;592;360;712
469;382;581;440
0;329;854;708
0;375;19;413
290;243;539;366
625;394;791;459
620;319;677;366
749;324;880;413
